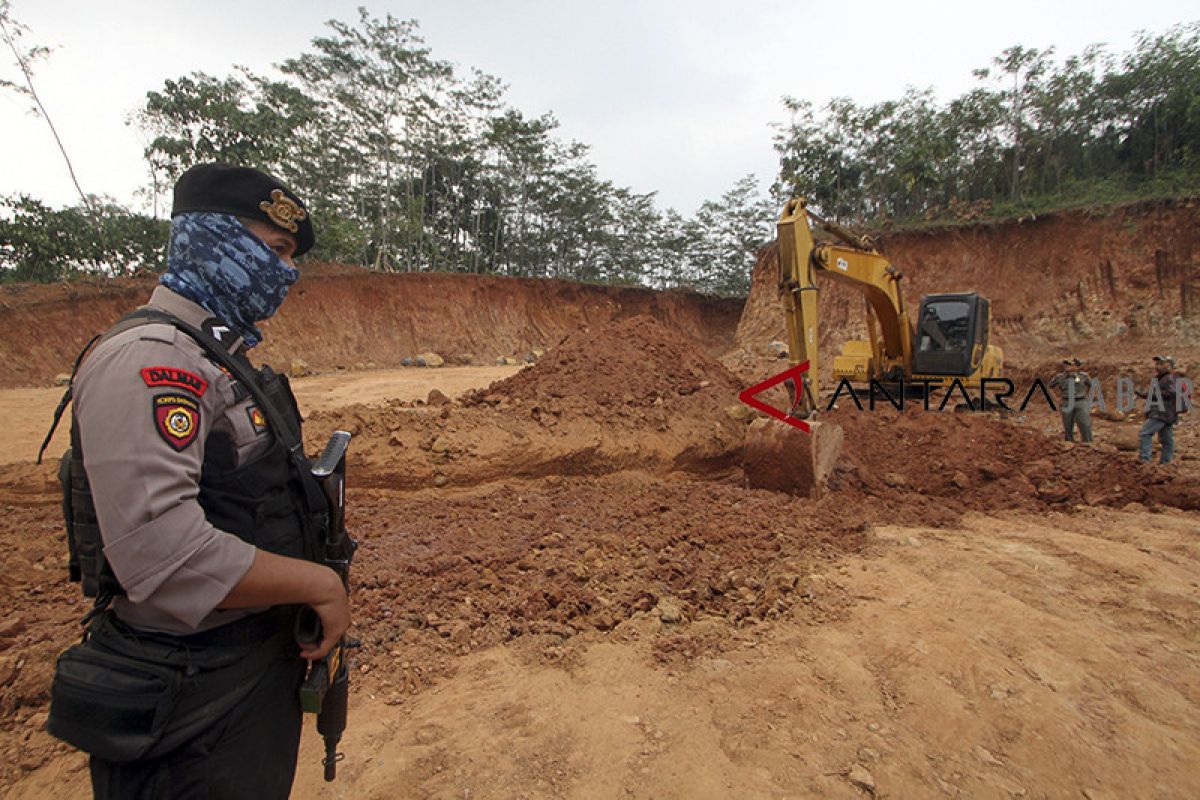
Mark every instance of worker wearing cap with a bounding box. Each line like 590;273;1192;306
1049;357;1094;443
48;164;349;798
1139;355;1184;464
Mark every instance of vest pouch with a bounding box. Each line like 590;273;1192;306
46;641;182;762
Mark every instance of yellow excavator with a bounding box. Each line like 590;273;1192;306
743;197;1004;495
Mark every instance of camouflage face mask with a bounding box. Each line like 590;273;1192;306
160;212;299;348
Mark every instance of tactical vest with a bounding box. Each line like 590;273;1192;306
44;310;328;603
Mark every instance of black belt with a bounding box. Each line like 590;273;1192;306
101;606;297;654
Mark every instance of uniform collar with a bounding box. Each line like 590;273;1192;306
148;286;249;355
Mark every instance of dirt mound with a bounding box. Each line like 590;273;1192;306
0;266;743;389
825;405;1200;520
479;314;744;408
305;317;750;490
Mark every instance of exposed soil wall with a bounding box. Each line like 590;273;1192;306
0;266;743;389
735;197;1200;371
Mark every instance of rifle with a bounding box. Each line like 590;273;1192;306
296;430;356;782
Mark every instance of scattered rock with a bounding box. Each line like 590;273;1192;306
978;463;1006;480
430;437;451;454
857;746;880;762
415;355;428;367
523;352;537;364
847;764;875;793
289;359;310;378
448;621;471;645
725;404;755;423
400;357;415;367
655;597;685;624
433;475;449;487
427;389;450;406
495;356;507;366
419;352;445;368
882;472;908;488
950;471;970;490
767;340;789;359
503;357;520;366
973;745;1003;766
0;656;17;686
54;373;71;387
451;354;473;366
0;614;26;638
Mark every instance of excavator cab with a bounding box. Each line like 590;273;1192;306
912;293;990;377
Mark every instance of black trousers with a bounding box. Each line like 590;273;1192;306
89;652;304;799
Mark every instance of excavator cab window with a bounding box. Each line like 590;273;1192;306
912;293;983;376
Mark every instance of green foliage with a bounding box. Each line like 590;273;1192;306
773;21;1200;224
126;9;767;296
0;195;167;282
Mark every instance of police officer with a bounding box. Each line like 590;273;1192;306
1049;357;1094;442
52;163;350;798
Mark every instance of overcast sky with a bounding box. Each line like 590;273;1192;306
1;1;1195;216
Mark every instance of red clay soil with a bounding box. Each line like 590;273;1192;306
304;315;750;490
824;403;1200;520
1;305;1199;780
734;198;1200;376
0;265;742;389
473;314;745;408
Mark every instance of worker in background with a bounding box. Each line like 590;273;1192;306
1049;357;1094;443
1138;355;1185;464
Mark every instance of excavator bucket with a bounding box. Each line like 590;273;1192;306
742;418;844;498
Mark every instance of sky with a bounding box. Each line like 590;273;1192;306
1;0;1196;216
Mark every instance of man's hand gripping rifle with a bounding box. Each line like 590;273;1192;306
296;430;356;782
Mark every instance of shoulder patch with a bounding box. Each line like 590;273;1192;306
246;405;269;435
141;366;208;397
153;394;201;451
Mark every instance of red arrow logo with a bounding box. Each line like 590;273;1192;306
737;361;812;433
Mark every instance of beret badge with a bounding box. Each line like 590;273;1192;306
259;189;307;234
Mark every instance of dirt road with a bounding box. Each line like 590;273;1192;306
3;366;523;467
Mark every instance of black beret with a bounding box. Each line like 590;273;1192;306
172;162;315;256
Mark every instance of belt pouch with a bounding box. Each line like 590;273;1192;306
46;641;182;762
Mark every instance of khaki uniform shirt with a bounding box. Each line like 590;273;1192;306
1049;370;1092;408
74;286;273;634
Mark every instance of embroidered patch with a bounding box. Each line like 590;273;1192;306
141;366;208;397
246;405;269;435
259;189;306;233
153;394;201;451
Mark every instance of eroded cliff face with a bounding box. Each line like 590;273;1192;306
736;198;1200;374
0;266;742;388
4;197;1197;390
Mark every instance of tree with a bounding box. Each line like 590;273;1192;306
0;1;90;208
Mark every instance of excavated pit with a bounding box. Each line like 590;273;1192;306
1;199;1199;787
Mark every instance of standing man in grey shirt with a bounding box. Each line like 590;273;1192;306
46;163;350;798
1049;357;1094;443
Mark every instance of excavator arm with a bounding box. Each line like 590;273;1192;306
776;198;913;417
